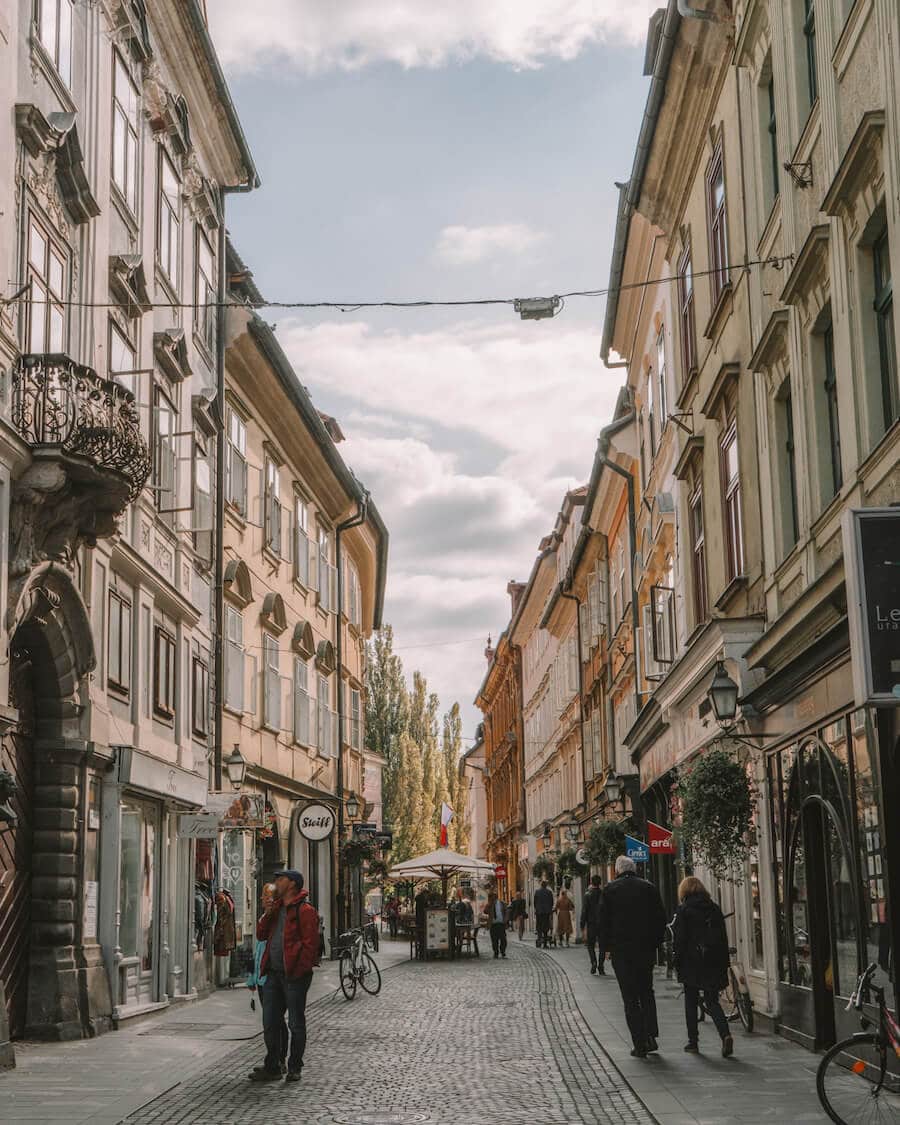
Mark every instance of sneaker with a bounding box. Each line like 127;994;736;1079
646;1037;659;1053
722;1035;734;1058
285;1070;302;1083
248;1067;282;1082
501;952;506;958
684;1042;699;1053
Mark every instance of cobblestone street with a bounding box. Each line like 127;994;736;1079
123;943;651;1125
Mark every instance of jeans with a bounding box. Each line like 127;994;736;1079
515;915;526;940
585;928;605;971
611;952;659;1049
535;914;552;946
262;970;313;1074
684;984;730;1042
489;922;508;956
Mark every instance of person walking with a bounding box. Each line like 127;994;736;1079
555;887;575;947
600;856;667;1058
533;880;554;949
487;891;508;958
246;884;288;1072
509;890;528;940
385;895;400;939
248;869;319;1084
672;876;734;1057
580;874;606;975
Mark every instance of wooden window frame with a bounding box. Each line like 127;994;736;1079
112;49;140;214
689;479;709;625
873;226;898;431
107;589;132;696
719;414;745;582
25;212;67;354
263;456;282;556
224;407;248;516
706;142;729;307
192;656;209;738
157;148;180;288
37;0;74;87
677;245;697;381
822;317;843;497
153;625;176;720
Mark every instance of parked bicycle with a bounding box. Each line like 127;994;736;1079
338;926;382;1000
816;962;900;1124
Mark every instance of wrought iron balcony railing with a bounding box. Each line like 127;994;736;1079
13;354;151;503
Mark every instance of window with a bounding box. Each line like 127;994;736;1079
318;525;334;612
153;625;176;719
648;362;656;452
224;605;244;711
195;227;216;354
720;417;744;581
152;385;177;515
157;150;180;286
263;633;280;730
650;581;676;665
112;52;140;213
264;457;282;555
617;542;627;626
776;386;800;551
689;482;708;624
639;410;647;489
706;143;729;307
822;316;843;499
225;408;247;515
873;228;898;433
656;327;668;433
803;0;817;108
317;674;331;757
294;496;310;585
677;245;696;379
293;658;310;744
346;562;361;627
765;72;779;205
37;0;73;87
108;590;132;694
192;657;209;738
109;320;136;397
192;442;213;564
25;214;66;353
351;688;361;750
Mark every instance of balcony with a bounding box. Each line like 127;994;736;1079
10;354;151;577
13;354;150;503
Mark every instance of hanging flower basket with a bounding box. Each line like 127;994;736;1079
676;748;754;880
341;836;377;869
585;818;633;867
556;847;588;880
257;803;278;841
532;855;555;881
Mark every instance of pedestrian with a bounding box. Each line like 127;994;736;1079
486;890;508;958
555;887;575;947
580;874;606;975
385;895;400;939
672;876;734;1057
533;879;554;949
248;869;319;1084
600;856;667;1058
509;890;528;940
246;884;288;1072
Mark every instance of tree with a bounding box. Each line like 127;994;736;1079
442;704;469;851
365;625;408;832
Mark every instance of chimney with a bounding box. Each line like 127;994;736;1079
484;634;494;663
507;580;526;616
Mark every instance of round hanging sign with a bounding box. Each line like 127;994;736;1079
297;802;336;841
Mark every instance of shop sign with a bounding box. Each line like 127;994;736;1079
844;508;900;706
177;813;220;838
117;747;208;807
205;792;266;828
648;820;676;854
575;847;589;866
83;880;98;940
296;802;336;841
625;835;650;863
494;864;507;879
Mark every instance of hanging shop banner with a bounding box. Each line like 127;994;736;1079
205;792;266;829
648;820;676;854
625;835;650;863
177;813;221;838
575;847;589;866
296;802;336;841
844;508;900;706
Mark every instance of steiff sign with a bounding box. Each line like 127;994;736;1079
844;508;900;706
296;803;336;841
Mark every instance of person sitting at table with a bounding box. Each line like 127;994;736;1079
452;888;474;926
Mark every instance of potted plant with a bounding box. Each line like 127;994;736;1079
532;855;555;881
676;747;754;880
556;847;588;881
585;818;633;866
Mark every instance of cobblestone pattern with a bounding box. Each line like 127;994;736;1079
124;943;653;1125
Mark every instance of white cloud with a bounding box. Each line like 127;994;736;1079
208;1;659;73
435;223;546;266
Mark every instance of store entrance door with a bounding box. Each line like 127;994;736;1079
118;798;161;1011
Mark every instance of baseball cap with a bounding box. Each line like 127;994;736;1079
273;869;304;888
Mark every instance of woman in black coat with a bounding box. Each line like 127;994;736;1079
672;876;734;1057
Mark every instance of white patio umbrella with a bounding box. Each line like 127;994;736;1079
388;848;495;898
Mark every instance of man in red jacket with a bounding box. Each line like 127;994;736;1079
248;869;319;1083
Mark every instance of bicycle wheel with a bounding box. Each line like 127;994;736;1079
358;951;382;995
726;968;753;1032
721;974;739;1021
339;951;357;1000
817;1033;900;1124
734;985;754;1033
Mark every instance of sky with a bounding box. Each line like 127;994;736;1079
208;1;658;740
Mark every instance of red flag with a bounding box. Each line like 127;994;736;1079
440;802;454;846
648;820;676;854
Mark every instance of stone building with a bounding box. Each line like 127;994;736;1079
0;0;257;1045
460;726;487;861
221;262;387;950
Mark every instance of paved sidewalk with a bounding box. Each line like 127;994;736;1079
0;938;410;1125
545;940;829;1125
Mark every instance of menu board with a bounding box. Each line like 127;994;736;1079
425;908;451;952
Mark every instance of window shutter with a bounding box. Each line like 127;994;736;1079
592;710;602;775
579;602;589;662
295;526;309;585
309;537;318;592
225;640;244;712
246;652;258;715
249;465;264;529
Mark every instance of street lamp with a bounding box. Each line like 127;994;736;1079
345;791;360;820
540;825;552;849
514;296;561;321
565;824;580;844
223;744;246;791
603;769;624;810
708;660;740;723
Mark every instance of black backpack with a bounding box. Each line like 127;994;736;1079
695;904;728;968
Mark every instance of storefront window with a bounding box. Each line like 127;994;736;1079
119;799;156;972
788;825;813;987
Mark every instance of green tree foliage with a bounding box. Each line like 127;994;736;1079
364;625;409;833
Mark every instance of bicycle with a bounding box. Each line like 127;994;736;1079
338;926;382;1000
721;946;754;1033
816;962;900;1124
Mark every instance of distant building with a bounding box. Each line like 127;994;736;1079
461;727;486;860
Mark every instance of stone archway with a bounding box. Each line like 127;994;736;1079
6;562;110;1039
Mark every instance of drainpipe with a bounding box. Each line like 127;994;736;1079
335;492;369;933
213;180;255;791
600;455;641;719
559;589;587;826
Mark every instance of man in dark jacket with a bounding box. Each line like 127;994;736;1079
580;874;606;975
600;856;667;1058
533;880;554;949
249;869;319;1083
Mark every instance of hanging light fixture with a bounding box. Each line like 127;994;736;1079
345;791;360;820
708;660;739;723
604;769;623;809
223;744;247;791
